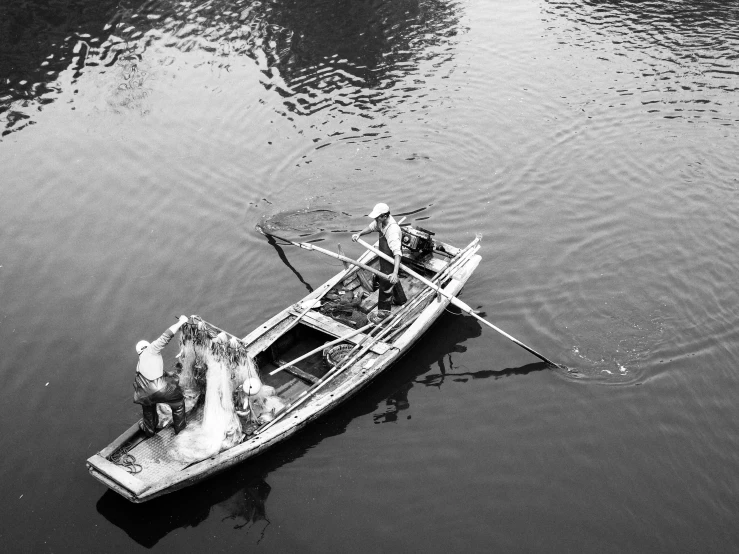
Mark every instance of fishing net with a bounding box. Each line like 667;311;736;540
170;318;256;463
259;207;350;235
178;339;207;412
319;290;369;328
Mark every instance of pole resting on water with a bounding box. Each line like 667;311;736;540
355;238;561;368
256;226;394;284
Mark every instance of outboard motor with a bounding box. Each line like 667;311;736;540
401;226;435;255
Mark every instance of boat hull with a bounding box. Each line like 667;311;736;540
87;239;481;502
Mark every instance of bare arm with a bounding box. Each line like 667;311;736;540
351;225;374;242
167;315;189;335
389;254;401;284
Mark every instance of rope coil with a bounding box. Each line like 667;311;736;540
110;444;143;474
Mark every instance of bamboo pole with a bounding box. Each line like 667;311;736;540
256;227;393;284
356;237;560;367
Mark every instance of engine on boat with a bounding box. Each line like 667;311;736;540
401;225;435;255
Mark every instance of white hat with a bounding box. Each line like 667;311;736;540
136;340;150;355
368;203;390;218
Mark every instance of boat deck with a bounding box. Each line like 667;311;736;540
124;409;204;481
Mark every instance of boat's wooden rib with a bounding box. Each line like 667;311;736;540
273;360;319;384
87;232;482;502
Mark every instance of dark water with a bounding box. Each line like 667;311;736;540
2;0;739;550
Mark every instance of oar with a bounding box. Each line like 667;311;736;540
256;227;394;284
269;322;374;376
355;237;560;368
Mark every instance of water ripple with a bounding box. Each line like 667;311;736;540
543;0;739;123
1;0;468;140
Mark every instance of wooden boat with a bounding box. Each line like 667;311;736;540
87;227;482;502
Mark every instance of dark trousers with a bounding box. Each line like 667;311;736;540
138;382;187;437
378;279;407;311
377;235;407;311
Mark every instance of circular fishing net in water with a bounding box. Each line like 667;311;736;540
259;207;351;235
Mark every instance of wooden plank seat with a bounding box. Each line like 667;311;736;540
290;308;391;355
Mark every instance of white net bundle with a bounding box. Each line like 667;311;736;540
171;319;254;463
178;340;198;390
178;339;206;413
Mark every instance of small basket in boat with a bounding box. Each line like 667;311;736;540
324;343;354;368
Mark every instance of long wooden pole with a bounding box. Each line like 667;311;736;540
257;227;393;283
356;238;560;367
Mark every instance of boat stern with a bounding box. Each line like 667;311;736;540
86;453;149;503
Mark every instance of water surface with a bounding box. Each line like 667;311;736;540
2;0;739;551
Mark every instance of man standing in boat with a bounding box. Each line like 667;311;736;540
133;316;189;437
352;203;407;316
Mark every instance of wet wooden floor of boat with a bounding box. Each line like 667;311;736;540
126;407;206;483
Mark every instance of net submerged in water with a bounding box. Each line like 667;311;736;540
171;319;258;463
259;207;349;235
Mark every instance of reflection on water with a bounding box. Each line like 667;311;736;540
0;0;131;136
97;476;272;548
221;478;271;530
1;0;465;139
263;232;315;293
408;307;550;389
416;361;551;387
220;480;272;541
543;0;739;122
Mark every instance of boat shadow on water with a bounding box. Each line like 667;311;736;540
95;310;547;547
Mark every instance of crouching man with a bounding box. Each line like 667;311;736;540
133;315;189;437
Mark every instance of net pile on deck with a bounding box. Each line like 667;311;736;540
319;290;369;328
171;317;257;463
